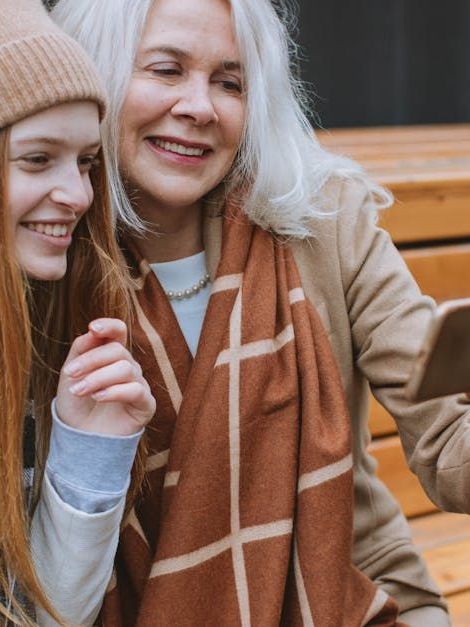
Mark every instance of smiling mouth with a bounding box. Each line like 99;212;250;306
23;222;70;238
147;137;209;157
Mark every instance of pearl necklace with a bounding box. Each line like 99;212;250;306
166;273;211;301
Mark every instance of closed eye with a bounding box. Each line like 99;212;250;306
148;62;182;77
220;80;242;93
155;68;180;75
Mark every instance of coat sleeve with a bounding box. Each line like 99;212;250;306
336;178;470;513
31;472;123;627
30;402;143;625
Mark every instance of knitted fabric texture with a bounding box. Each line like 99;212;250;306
102;208;404;626
0;0;106;128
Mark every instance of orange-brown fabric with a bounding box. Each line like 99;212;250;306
102;208;401;626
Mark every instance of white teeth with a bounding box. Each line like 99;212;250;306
24;223;69;237
153;138;205;157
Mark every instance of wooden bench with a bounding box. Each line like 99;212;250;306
318;124;470;626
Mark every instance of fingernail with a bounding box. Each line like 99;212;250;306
90;321;104;333
64;361;81;376
69;381;87;395
92;390;107;400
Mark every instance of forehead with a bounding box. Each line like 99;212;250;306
10;102;101;148
141;0;239;61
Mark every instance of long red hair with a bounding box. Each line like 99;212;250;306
0;125;135;625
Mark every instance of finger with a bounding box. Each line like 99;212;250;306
92;382;156;419
69;360;138;397
65;319;128;368
65;330;107;364
64;341;135;379
89;318;127;346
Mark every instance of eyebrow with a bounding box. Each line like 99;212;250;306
141;45;241;72
14;137;101;150
222;60;241;72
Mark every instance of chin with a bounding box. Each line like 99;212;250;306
134;174;217;210
24;260;67;282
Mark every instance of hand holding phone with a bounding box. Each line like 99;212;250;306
406;298;470;402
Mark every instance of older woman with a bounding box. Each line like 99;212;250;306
51;0;470;624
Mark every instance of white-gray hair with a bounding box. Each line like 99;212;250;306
52;0;391;237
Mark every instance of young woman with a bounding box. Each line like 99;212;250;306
52;0;470;624
0;1;155;625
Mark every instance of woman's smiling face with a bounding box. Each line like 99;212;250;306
8;101;101;280
119;0;246;219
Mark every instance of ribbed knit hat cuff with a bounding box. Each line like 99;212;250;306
0;32;107;129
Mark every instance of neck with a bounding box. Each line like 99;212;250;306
134;201;204;263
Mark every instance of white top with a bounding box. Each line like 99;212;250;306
150;251;211;356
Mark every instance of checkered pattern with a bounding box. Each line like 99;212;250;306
102;211;400;626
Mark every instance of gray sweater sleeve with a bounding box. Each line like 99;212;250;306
46;399;143;513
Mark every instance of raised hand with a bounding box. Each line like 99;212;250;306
56;318;155;436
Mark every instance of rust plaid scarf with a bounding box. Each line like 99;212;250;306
102;209;401;626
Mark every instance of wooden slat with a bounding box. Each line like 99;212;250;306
318;125;470;180
318;126;470;167
379;185;470;243
368;396;396;437
321;144;470;165
368;160;470;186
448;591;470;627
402;244;470;302
318;124;470;148
410;512;470;596
422;540;470;597
410;511;470;549
368;436;437;518
318;124;470;243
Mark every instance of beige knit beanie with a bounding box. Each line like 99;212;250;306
0;0;106;128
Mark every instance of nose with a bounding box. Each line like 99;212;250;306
171;77;219;126
49;166;92;215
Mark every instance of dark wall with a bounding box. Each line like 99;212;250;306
297;0;470;127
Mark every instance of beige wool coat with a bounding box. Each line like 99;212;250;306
203;178;470;623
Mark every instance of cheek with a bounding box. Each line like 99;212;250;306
221;100;245;155
7;171;42;227
120;79;170;140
